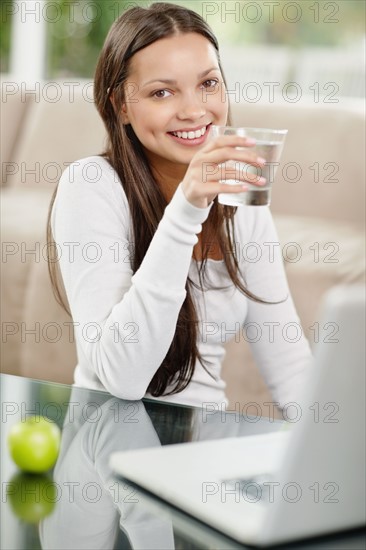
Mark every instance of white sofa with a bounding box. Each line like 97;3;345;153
1;78;365;410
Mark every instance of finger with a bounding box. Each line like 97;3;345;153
203;134;256;153
202;147;266;167
199;155;266;187
203;167;267;187
222;162;267;186
204;182;249;196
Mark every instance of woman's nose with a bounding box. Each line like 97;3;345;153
176;93;206;120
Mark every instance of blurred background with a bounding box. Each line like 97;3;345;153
1;0;365;98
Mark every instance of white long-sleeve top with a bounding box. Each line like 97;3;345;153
51;156;312;409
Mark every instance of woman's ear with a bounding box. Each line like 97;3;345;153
120;103;130;125
109;93;130;124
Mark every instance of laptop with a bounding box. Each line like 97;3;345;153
110;285;366;547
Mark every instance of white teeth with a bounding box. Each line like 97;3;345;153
172;125;207;139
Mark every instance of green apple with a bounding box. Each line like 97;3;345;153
7;472;56;523
8;416;61;473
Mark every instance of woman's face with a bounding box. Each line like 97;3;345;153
121;32;228;173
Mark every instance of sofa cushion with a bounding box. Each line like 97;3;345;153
222;214;365;410
7;80;107;189
275;213;365;339
274;214;365;282
1;187;54;374
231;100;365;226
20;256;77;384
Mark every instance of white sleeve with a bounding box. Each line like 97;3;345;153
51;157;212;399
237;207;313;410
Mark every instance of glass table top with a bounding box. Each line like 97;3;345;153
1;374;365;550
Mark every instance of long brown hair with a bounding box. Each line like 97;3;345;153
47;2;269;397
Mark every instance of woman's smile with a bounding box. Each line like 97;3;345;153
168;123;212;146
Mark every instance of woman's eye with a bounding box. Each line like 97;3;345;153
152;89;171;99
201;79;219;90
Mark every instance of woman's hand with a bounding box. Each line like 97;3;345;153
181;135;266;209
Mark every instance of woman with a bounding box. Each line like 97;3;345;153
48;2;312;409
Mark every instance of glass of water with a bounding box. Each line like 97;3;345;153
210;126;288;206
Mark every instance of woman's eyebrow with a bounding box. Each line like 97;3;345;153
141;67;219;88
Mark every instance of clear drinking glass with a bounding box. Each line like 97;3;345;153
210;126;288;206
